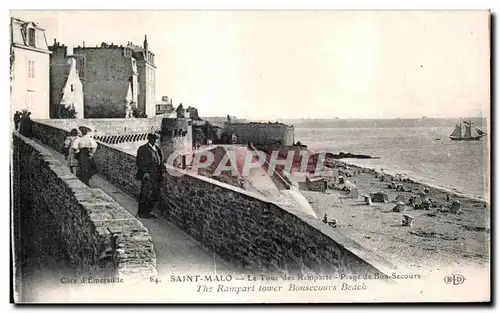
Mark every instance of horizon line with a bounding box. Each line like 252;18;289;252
201;116;488;120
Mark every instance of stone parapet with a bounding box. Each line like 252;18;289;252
33;118;163;137
158;167;395;276
28;120;395;278
12;132;157;281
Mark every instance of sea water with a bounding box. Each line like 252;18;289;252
113;126;489;200
295;127;490;200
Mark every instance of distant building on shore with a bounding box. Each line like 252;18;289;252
48;35;156;118
155;96;175;116
202;116;249;127
10;17;51;119
223;117;295;146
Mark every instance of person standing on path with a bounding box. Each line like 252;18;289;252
19;110;33;138
135;133;163;219
72;125;98;186
63;128;82;175
13;111;21;131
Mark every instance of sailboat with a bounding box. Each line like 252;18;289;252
449;120;487;141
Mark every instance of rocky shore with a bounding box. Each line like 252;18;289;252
302;159;490;277
325;152;379;159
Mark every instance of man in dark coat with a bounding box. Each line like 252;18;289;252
13;111;21;131
136;133;163;218
19;111;33;138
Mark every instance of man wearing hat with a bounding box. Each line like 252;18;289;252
135;133;163;218
72;125;98;186
19;110;33;137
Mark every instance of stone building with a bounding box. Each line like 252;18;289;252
10;17;51;119
155;96;175;116
48;43;84;118
49;35;156;118
127;36;156;118
160;117;193;169
223;121;295;146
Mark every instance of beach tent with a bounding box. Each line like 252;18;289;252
344;180;359;198
371;192;389;203
348;187;359;198
451;200;461;213
338;176;345;184
393;201;407;212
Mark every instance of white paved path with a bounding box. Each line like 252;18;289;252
39;140;236;277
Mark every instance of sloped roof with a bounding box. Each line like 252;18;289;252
10;17;50;52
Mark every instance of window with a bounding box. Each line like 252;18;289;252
27;60;35;79
28;28;36;47
132;60;137;74
79;58;85;70
71;84;74;92
124;49;132;57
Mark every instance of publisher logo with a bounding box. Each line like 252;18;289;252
444;274;465;285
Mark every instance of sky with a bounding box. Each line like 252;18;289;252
11;10;491;120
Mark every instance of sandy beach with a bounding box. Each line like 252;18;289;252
301;160;490;277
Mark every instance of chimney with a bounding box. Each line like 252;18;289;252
143;34;148;52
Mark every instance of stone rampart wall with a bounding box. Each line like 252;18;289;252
12;131;157;280
227;123;294;146
29;120;394;277
158;169;394;276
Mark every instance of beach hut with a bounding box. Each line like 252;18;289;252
393;201;407;212
371;192;389;203
306;176;325;192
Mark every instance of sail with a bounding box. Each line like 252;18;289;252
464;123;472;138
476;128;487;136
450;124;462;138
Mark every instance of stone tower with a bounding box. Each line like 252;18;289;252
160;117;193;168
133;34;156;118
